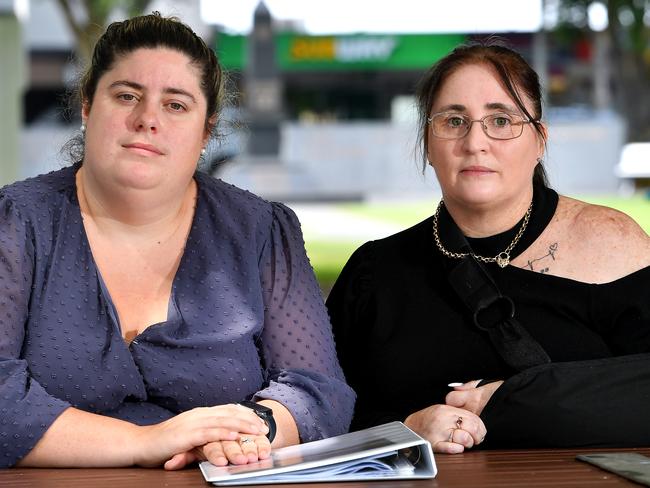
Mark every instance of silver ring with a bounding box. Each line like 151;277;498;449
239;437;253;445
456;416;463;429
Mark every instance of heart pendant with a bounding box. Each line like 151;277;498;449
496;252;510;268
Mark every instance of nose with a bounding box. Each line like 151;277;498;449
462;119;489;153
131;100;159;133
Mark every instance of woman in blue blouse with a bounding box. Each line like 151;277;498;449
0;13;354;469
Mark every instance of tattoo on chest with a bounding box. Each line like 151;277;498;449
523;243;558;273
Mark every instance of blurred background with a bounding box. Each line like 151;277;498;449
1;0;649;292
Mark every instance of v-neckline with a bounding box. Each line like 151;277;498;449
73;165;200;345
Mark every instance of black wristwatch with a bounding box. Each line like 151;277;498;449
240;401;276;442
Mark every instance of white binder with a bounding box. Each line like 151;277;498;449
200;421;437;485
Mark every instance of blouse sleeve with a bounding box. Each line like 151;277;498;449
0;195;70;467
326;242;405;430
255;203;355;442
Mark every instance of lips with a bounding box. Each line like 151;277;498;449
461;165;494;174
122;142;164;155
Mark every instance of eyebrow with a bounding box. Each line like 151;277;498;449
108;80;198;103
435;102;520;113
485;102;519;113
436;104;465;112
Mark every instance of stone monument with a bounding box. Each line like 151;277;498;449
218;1;319;201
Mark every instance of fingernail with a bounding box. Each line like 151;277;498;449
448;382;463;387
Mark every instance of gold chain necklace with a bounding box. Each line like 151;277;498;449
432;200;533;268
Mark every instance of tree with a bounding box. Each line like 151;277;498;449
55;0;150;64
554;0;650;141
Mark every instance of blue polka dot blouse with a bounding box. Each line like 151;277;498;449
0;165;355;467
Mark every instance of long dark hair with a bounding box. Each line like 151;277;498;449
416;39;548;187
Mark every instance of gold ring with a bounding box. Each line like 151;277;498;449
456;416;463;429
448;429;455;443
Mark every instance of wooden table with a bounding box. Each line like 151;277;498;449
3;448;649;487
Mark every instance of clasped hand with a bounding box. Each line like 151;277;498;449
134;403;271;470
404;380;503;454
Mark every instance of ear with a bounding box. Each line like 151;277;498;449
426;142;437;170
203;114;217;146
81;100;90;124
536;121;548;159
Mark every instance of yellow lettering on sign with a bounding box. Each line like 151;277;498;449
290;38;335;61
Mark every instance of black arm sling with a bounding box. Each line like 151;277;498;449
440;210;551;371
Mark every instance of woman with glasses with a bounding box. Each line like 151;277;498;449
327;41;650;453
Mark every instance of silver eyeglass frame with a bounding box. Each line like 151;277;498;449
427;112;538;140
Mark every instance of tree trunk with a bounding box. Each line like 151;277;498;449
607;4;650;141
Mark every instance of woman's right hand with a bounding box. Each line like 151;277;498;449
162;434;272;470
404;404;486;454
133;404;269;468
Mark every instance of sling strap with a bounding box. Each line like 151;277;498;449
441;212;551;371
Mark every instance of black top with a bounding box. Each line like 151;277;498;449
327;185;650;447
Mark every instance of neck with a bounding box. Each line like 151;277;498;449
76;166;196;242
442;188;534;238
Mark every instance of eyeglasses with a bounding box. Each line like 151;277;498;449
427;112;537;140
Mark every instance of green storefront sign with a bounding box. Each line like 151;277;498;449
215;32;466;72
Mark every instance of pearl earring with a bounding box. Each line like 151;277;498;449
201;148;206;156
80;123;86;134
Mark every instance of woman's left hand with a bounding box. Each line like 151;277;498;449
163;434;272;470
445;380;504;416
163;399;296;470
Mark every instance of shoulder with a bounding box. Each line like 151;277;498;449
0;166;76;219
195;172;273;215
340;216;434;274
328;216;436;313
194;172;305;239
560;196;649;252
366;216;434;254
1;166;75;198
554;195;650;281
194;172;279;232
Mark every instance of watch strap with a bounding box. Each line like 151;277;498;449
239;401;277;442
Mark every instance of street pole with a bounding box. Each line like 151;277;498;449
0;4;24;186
592;30;611;110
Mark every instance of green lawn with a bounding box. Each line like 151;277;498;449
305;194;650;293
